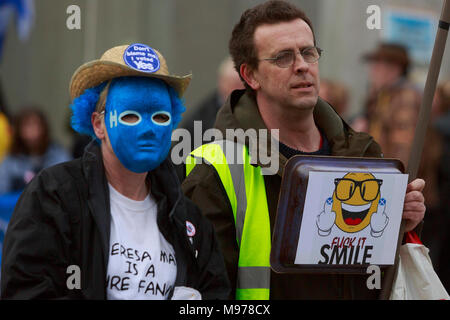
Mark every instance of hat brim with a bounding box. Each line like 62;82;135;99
362;51;409;67
70;60;192;100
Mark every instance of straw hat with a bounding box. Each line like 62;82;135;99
69;43;192;100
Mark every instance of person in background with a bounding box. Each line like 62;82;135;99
0;107;71;194
319;78;349;120
0;81;11;162
431;80;450;291
416;80;447;263
433;81;450;207
64;107;94;159
355;43;422;168
0;85;13;276
180;56;244;150
0;111;11;162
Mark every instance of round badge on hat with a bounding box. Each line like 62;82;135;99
123;43;160;73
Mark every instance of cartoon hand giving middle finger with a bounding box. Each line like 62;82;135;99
316;197;336;236
370;198;389;237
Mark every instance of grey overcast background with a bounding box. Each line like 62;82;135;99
1;0;449;147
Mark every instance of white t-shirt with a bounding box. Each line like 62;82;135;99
106;184;177;300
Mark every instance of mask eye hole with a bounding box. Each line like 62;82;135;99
118;111;142;126
153;114;170;123
151;111;171;126
121;114;140;123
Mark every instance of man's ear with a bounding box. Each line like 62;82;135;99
91;112;105;140
240;63;260;91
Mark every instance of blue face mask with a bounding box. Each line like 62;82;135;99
104;77;174;173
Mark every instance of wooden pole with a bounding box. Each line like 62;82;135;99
379;0;450;300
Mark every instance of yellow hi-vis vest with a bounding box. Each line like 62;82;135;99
186;140;271;300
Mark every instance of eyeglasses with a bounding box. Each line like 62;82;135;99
334;178;383;202
261;47;323;68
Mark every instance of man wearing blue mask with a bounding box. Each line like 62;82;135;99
1;44;230;300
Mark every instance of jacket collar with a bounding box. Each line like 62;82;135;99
214;89;377;177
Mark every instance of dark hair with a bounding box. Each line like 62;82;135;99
229;0;316;91
10;107;50;156
363;42;411;77
436;80;450;113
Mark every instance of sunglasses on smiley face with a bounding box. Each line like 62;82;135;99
333;178;383;202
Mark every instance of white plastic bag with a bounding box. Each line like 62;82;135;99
171;286;202;300
390;243;450;300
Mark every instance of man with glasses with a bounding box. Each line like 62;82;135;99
182;0;425;299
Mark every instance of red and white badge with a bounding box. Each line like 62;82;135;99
186;221;196;237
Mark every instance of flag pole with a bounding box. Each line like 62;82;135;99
379;0;450;300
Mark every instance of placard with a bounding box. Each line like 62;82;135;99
270;156;406;274
294;171;408;266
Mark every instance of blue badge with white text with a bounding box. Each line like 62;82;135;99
123;43;160;73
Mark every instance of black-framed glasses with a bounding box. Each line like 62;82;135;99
334;178;383;202
261;46;323;68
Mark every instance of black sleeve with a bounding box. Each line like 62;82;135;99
182;163;239;299
1;170;73;299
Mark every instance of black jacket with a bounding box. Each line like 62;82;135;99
1;142;230;299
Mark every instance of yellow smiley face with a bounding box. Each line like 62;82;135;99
332;172;381;233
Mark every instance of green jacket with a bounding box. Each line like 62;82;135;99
182;89;384;299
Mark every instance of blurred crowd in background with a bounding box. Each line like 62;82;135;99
0;0;449;292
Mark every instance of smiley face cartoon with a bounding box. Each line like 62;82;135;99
332;172;383;233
